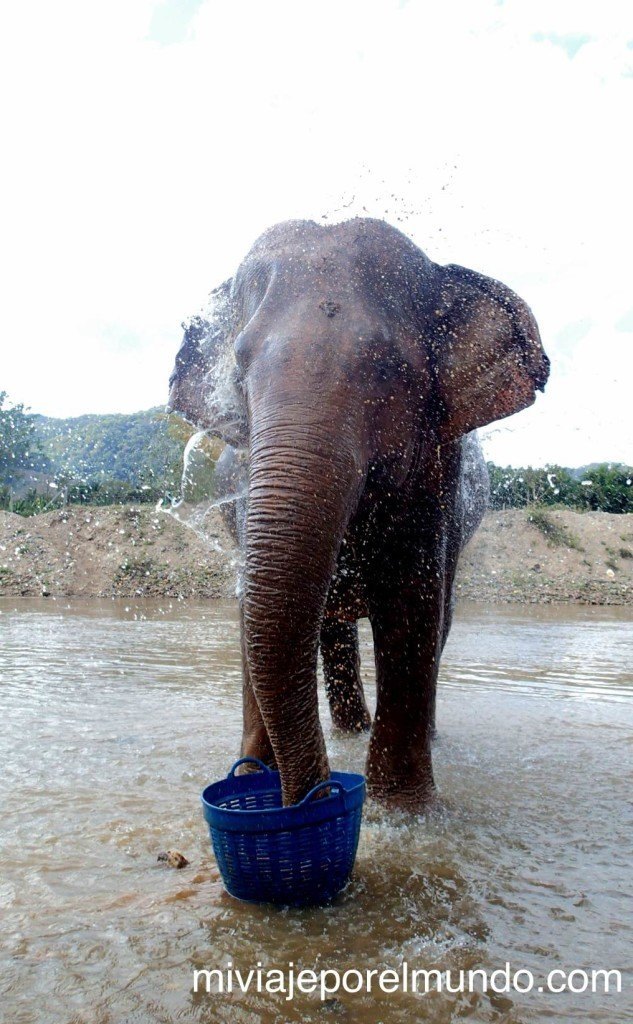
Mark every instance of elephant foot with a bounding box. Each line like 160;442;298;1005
330;703;372;734
365;746;436;814
366;781;439;814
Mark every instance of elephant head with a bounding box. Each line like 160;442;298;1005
168;218;549;805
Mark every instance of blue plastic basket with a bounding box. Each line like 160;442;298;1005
201;757;365;906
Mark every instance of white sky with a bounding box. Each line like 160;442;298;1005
1;0;631;467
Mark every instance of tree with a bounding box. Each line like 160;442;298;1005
579;465;633;514
0;392;45;507
487;461;632;513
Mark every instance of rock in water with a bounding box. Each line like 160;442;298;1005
157;850;189;869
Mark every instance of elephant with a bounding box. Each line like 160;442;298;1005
203;440;376;734
167;217;549;811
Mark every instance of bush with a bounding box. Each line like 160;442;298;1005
489;463;633;514
527;508;583;549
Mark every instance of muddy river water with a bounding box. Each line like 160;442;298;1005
1;599;631;1023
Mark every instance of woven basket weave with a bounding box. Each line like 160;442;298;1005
201;757;365;906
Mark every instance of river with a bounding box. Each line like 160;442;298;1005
1;599;631;1023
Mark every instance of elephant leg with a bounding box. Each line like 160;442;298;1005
428;585;455;740
431;542;461;739
238;601;276;768
365;584;444;811
320;618;371;733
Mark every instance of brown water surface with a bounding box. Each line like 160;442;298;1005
1;599;631;1023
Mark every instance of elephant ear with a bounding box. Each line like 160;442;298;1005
431;264;550;443
201;279;249;447
171;278;249;447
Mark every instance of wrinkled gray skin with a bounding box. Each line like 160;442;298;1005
213;435;488;749
168;218;548;810
213;445;249;549
216;435;487;543
214;434;488;622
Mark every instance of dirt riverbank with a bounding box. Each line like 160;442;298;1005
0;506;236;600
0;506;631;604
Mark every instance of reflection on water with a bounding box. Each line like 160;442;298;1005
1;599;631;1023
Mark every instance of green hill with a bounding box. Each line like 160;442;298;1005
32;408;187;488
1;392;631;516
0;396;194;512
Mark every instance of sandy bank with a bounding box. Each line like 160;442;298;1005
0;506;631;604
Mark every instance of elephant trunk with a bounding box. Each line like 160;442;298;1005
243;399;362;806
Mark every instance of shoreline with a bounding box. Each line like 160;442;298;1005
1;506;631;606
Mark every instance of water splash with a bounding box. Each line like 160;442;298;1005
156;432;246;570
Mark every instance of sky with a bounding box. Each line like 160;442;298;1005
1;0;631;467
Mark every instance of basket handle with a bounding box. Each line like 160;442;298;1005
297;779;343;806
227;756;275;778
